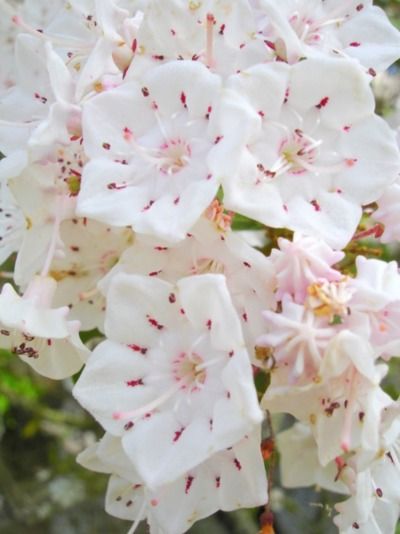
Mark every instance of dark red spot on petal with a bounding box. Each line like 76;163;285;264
233;458;242;471
147;315;164;330
185;475;194;494
173;427;185;442
180;92;187;108
127;344;148;355
126;378;144;387
316;97;329;109
311;199;321;211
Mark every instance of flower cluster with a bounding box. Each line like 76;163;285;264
1;0;400;532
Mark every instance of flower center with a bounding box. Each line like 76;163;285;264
157;138;192;175
289;13;322;44
260;129;322;179
191;257;225;275
306;279;353;323
172;352;207;389
288;12;346;46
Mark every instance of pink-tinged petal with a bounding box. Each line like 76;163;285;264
270;233;344;303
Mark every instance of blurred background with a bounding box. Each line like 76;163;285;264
1;1;400;533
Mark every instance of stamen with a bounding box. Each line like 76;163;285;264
340;367;358;452
112;381;184;421
206;13;215;68
126;499;147;534
78;287;99;301
352;223;384;241
194;356;222;372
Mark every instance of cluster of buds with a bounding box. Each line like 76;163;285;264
1;0;400;532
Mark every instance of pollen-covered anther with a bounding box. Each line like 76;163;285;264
205;13;216;68
306;279;353;322
205;199;233;232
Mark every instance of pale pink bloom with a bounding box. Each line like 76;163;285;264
270;232;344;303
258;296;336;382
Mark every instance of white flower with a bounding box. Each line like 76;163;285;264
8;157;77;286
277;422;349;494
78;428;268;534
263;331;392;465
213;58;399;248
73;273;262;488
77;60;222;241
0;276;88;379
49;218;133;331
257;0;400;72
334;403;400;534
100;213;275;360
134;0;267;79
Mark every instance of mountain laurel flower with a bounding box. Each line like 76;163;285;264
78;428;268;534
1;0;400;531
73;273;263;488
